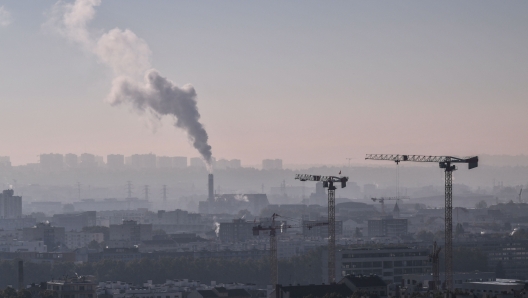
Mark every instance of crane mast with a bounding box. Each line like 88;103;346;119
295;174;348;283
365;154;478;291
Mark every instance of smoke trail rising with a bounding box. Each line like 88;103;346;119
47;0;213;167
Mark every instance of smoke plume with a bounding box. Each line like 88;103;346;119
47;0;213;167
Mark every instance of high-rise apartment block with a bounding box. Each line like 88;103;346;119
216;159;242;169
262;159;283;170
173;156;188;168
190;157;206;168
0;156;10;167
80;153;98;168
107;154;125;169
64;153;78;168
367;216;408;237
0;189;22;219
128;154;157;168
40;153;64;170
157;156;173;168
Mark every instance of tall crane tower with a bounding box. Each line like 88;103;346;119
253;215;330;286
371;196;409;214
253;213;280;286
365;154;478;290
294;174;348;283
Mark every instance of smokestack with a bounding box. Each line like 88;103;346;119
18;260;23;291
208;174;214;201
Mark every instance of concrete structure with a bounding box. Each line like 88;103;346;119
403;272;496;292
173;156;188;168
188;287;250;298
107;154;125;169
80;153;98;168
157;156;173;168
262;159;282;170
52;211;96;231
47;275;97;298
330;246;431;284
64;153;78;168
109;220;152;246
40;153;64;170
190;157;206;168
218;219;254;243
0;240;47;253
23;222;65;251
0;189;22;219
65;232;104;249
368;216;408;237
128;154;157;168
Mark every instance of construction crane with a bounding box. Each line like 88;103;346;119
252;214;328;286
294;174;348;283
365;154;478;291
371;196;410;214
429;241;442;290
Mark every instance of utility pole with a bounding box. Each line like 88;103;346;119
365;154;478;290
295;174;348;283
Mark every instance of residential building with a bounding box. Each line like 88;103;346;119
65;232;104;249
47;275;97;298
188;287;250;298
64;153;78;168
109;220;152;246
128;154;157;168
107;154;125;169
39;153;64;170
338;274;387;297
329;246;431;284
173;156;187;168
0;156;10;167
80;153;98;168
190;157;205;168
276;284;352;298
219;219;254;243
23;222;65;251
0;240;47;253
0;189;22;219
157;156;173;168
368;216;408;237
262;159;282;170
52;211;96;231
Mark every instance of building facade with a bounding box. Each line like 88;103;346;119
0;189;22;219
328;246;431;284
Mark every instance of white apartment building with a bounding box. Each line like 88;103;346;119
65;232;104;249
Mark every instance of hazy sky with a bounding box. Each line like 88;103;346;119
1;1;527;166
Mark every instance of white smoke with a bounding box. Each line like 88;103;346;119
46;0;213;167
0;6;13;27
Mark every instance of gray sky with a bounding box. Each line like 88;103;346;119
1;1;527;166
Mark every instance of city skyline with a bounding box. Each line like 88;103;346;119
1;1;527;165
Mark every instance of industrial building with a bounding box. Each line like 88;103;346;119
325;246;431;284
0;189;22;219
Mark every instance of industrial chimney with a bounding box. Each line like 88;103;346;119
208;174;214;201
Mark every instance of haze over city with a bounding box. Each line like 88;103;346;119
1;1;527;166
0;1;528;298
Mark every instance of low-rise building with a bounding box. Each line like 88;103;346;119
65;231;104;249
47;275;97;298
328;246;431;284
